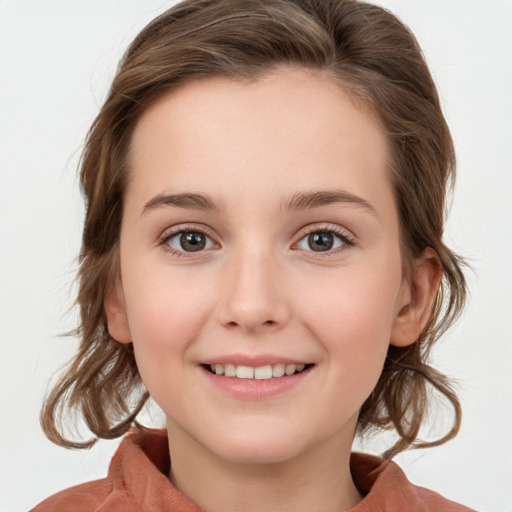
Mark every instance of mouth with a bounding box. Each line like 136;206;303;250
202;363;314;380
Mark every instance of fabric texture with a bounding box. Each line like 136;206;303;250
32;427;474;512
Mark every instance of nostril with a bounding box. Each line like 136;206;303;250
225;320;275;328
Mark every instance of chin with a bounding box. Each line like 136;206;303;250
205;426;312;465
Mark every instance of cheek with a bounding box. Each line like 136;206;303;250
121;269;214;370
297;265;401;383
301;267;399;333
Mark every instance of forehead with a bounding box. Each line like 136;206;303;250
127;67;391;213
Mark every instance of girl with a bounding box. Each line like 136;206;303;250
23;0;487;510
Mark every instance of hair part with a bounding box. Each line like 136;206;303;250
41;0;466;456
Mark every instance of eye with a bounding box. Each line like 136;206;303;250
295;229;351;252
164;230;216;253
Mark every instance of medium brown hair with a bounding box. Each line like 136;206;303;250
41;0;466;456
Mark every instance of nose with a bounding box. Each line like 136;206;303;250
215;246;290;333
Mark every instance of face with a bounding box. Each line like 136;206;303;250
106;67;416;465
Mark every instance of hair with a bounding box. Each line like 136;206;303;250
41;0;466;457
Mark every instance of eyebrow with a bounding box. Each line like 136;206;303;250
282;189;378;217
141;189;377;217
142;192;219;216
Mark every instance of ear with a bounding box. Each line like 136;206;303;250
390;247;442;347
104;283;132;344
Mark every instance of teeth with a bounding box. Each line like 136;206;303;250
208;363;309;380
272;363;285;377
236;365;254;379
285;364;297;375
224;363;236;377
254;365;272;380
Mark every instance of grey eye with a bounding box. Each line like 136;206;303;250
167;231;214;252
296;231;345;252
308;232;334;251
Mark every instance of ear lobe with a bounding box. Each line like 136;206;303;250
390;248;442;347
104;284;132;344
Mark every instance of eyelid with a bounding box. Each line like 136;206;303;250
292;223;355;254
159;223;220;256
157;222;355;258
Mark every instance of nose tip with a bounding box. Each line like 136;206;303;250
218;300;288;333
215;253;290;333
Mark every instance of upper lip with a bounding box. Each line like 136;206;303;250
200;354;312;367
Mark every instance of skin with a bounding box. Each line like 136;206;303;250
105;67;440;512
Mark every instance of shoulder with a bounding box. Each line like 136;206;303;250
30;478;112;512
349;453;475;512
31;428;200;512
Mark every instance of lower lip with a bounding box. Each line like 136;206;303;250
199;365;313;400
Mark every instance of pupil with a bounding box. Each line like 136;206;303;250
180;232;206;252
308;232;333;251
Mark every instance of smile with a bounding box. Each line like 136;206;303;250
205;363;312;380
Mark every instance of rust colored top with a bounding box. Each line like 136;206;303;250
32;428;474;512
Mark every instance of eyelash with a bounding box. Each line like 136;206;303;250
159;225;216;258
159;224;355;258
293;225;355;258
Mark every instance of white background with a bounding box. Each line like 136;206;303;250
1;1;511;511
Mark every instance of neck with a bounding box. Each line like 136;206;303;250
167;422;362;512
